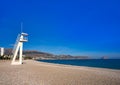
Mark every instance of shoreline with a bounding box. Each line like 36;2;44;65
37;59;120;70
36;60;120;70
0;60;120;85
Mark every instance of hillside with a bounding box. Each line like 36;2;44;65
4;48;89;60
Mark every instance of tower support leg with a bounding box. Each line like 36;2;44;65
19;42;23;64
11;42;23;65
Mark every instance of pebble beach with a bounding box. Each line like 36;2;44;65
0;60;120;85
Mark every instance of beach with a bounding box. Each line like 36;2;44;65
0;60;120;85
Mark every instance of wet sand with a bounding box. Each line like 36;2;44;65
0;60;120;85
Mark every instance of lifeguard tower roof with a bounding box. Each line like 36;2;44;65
21;32;28;36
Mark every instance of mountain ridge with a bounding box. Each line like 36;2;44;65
4;48;89;60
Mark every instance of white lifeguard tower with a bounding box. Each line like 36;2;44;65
11;32;28;65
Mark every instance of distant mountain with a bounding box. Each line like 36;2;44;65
4;48;89;60
4;48;12;55
101;56;109;59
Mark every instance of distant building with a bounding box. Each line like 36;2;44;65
0;47;4;56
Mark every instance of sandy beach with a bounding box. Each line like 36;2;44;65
0;60;120;85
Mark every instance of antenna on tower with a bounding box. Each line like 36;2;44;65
21;22;23;33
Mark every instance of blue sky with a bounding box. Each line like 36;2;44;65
0;0;120;58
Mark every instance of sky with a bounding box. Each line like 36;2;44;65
0;0;120;58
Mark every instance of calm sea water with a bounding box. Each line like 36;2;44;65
38;59;120;70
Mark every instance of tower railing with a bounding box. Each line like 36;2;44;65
20;37;28;42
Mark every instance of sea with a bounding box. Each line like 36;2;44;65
38;59;120;70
